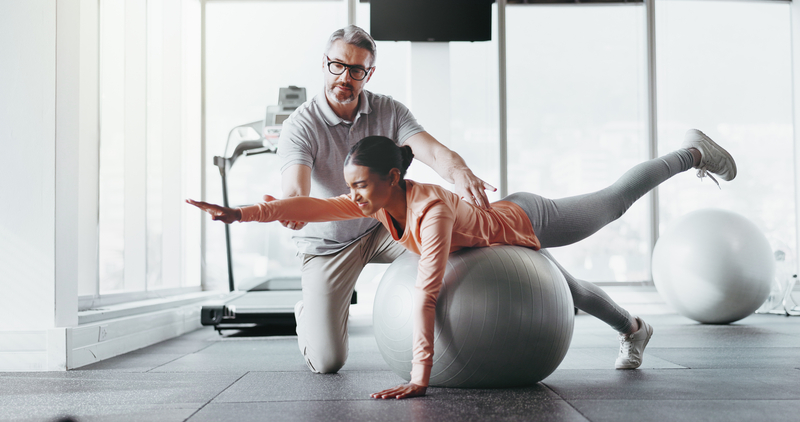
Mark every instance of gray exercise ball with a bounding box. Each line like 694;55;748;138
373;246;574;388
652;208;774;324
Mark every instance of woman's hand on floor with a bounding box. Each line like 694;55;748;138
370;383;427;400
186;199;241;224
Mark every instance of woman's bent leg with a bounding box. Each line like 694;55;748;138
539;249;633;333
506;149;694;247
503;150;693;333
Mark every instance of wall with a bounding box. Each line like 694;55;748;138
0;0;66;370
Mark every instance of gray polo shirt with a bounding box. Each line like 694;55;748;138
277;89;425;255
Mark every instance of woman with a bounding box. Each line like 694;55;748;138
188;130;737;399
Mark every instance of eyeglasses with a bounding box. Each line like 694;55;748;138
326;56;372;81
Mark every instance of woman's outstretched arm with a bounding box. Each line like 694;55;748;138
187;195;365;224
186;199;241;224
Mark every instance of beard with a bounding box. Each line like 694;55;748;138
326;82;357;105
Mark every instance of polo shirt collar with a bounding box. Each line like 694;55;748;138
316;88;372;126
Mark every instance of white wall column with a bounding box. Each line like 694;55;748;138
180;0;203;287
792;0;800;274
77;0;101;299
646;0;660;258
124;0;148;292
0;0;96;371
406;42;451;183
0;0;59;371
57;0;99;328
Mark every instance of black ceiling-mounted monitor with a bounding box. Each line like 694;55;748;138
370;0;493;42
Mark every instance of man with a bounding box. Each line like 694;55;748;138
277;25;494;373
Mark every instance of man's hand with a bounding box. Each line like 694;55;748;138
370;383;427;400
266;194;309;230
453;168;496;210
405;132;496;210
280;220;308;230
186;199;241;224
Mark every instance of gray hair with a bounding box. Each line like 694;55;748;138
325;25;377;67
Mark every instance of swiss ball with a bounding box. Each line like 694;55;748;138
373;246;574;388
651;209;774;324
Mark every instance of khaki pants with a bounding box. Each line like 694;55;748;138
295;225;406;373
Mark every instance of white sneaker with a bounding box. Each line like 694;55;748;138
681;129;737;186
615;316;653;370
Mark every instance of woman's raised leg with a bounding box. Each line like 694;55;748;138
506;148;695;248
507;130;735;247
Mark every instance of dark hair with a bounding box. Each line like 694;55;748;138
345;136;414;179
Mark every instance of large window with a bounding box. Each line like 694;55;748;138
204;1;348;291
448;8;502;203
655;0;795;270
200;0;797;288
94;0;201;304
506;3;650;282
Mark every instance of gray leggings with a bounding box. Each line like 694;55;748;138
503;149;694;333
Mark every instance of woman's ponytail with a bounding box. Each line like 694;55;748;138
346;136;413;179
399;145;414;174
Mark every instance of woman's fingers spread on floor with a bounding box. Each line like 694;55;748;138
370;383;427;400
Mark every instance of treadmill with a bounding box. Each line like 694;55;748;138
200;86;309;333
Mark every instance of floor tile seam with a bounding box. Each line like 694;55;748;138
568;346;800;350
567;398;800;402
552;368;689;372
183;341;219;354
210;335;298;342
130;341;219;353
551;367;794;372
647;346;800;349
638;365;800;370
0;374;235;382
231;369;398;374
146;353;210;373
639;351;692;369
540;383;593;422
146;370;306;374
552;365;795;373
0;403;209;409
206;398;385;405
183;371;251;422
126;352;198;357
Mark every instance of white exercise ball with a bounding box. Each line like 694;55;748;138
652;209;774;324
373;246;574;388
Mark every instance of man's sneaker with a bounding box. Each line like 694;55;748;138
615;316;653;369
681;129;737;186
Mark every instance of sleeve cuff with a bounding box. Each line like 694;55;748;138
238;205;262;223
410;363;432;387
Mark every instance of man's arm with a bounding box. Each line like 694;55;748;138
279;164;312;230
404;131;496;209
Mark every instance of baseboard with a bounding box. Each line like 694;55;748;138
0;329;67;371
0;293;221;371
67;302;205;369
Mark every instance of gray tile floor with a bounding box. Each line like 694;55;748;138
2;313;799;422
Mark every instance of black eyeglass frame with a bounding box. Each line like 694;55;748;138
325;55;373;81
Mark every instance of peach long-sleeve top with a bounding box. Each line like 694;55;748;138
238;180;541;386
